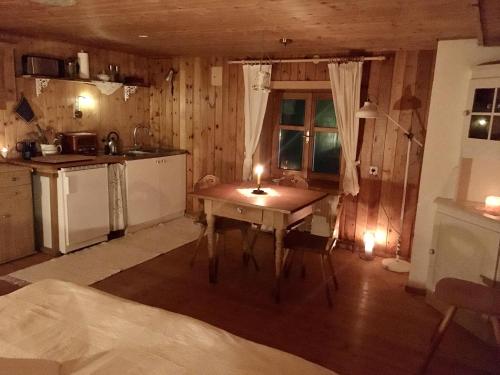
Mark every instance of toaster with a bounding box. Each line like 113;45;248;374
61;132;98;155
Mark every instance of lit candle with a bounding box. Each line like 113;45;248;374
255;164;263;186
0;146;8;159
485;196;500;212
363;231;375;258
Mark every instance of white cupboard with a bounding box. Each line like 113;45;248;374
427;197;500;344
125;154;186;230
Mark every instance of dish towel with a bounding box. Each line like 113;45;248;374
108;164;127;231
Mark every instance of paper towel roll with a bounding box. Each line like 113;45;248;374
77;51;89;79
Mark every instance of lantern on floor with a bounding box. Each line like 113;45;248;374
360;231;375;261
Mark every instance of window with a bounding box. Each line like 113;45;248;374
468;87;500;141
272;92;341;180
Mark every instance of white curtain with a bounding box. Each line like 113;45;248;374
328;61;363;196
242;64;272;181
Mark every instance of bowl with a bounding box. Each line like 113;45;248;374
97;73;110;82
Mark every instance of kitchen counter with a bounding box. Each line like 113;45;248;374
6;149;187;175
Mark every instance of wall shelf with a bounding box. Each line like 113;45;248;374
19;75;148;101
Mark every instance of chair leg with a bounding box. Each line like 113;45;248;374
420;306;457;374
326;253;339;291
190;225;207;267
490;316;500;346
320;255;333;308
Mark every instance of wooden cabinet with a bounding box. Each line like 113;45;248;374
0;164;35;263
125;154;186;230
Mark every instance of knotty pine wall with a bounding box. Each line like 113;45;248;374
0;35;150;152
149;51;435;258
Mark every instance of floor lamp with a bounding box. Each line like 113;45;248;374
356;101;423;273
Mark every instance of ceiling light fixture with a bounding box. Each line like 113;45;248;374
30;0;76;6
138;35;149;38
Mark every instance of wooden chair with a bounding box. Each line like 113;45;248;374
249;175;310;248
283;195;343;307
420;277;500;373
190;175;258;269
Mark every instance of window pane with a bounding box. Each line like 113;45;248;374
491;116;500;141
280;99;305;125
468;115;490;139
313;132;341;174
279;129;303;170
472;88;494;112
315;99;336;128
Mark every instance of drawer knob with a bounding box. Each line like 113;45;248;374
429;248;435;255
236;207;244;214
11;177;17;182
1;214;11;220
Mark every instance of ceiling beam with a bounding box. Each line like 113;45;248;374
471;0;484;46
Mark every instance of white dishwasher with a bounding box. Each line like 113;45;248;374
57;164;110;254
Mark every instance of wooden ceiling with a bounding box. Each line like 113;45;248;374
0;0;498;57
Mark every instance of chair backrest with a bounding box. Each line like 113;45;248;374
278;174;309;189
194;175;220;216
194;175;220;191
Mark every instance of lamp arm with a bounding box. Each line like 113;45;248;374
379;109;424;148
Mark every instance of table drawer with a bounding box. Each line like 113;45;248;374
212;202;263;223
0;170;31;188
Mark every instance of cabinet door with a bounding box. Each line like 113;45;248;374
158;154;186;218
126;158;161;226
61;167;110;247
431;212;498;288
0;186;34;263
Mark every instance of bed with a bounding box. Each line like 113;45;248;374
0;279;335;374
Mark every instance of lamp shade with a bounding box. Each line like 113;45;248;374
356;101;379;119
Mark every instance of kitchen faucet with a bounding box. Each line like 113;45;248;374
133;124;153;150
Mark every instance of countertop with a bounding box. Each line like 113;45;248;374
435;197;500;230
4;149;187;175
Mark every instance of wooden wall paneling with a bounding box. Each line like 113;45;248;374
205;57;217;176
305;63;316;81
365;56;395;255
225;63;238;182
214;57;224;180
180;58;194;212
235;65;245;181
399;50;435;258
354;60;382;248
192;57;203;212
376;51;407;256
171;57;181;149
0;43;16;110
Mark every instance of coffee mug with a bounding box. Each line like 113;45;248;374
41;144;62;156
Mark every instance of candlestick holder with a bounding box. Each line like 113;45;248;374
252;185;267;195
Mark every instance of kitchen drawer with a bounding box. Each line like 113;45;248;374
0;170;31;188
212;202;263;223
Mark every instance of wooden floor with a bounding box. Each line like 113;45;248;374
0;232;498;375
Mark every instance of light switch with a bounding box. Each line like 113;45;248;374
211;66;223;86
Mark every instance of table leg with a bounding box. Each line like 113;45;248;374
206;212;218;283
274;228;285;303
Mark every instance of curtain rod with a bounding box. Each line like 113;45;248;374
227;56;386;65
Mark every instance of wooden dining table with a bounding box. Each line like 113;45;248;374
190;183;328;301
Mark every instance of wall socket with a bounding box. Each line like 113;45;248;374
369;166;378;176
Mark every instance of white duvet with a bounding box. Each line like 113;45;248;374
0;279;335;374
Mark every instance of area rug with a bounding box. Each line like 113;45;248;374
3;217;201;286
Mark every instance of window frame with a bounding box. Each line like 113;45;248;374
271;91;343;182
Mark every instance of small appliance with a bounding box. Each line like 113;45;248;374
61;132;98;155
21;55;64;77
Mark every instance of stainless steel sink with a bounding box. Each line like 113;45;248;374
121;148;186;158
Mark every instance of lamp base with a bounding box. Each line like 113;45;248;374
252;188;267;195
382;258;411;273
